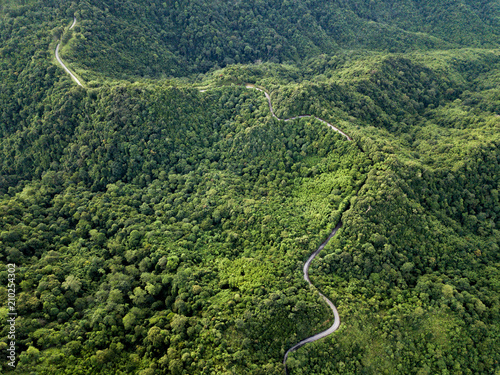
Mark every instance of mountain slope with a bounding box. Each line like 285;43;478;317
62;0;500;78
0;1;499;374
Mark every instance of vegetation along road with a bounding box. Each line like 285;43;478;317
243;85;349;374
282;223;343;374
54;24;352;373
55;17;83;87
245;84;352;141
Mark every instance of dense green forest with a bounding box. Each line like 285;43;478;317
0;0;499;374
6;0;498;80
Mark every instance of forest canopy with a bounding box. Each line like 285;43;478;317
0;0;499;374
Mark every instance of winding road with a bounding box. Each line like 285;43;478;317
242;85;350;374
55;17;83;87
245;84;352;141
282;223;342;374
55;26;350;371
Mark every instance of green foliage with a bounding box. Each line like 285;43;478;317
0;0;499;374
11;0;498;80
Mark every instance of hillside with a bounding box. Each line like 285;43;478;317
44;0;500;79
0;1;499;374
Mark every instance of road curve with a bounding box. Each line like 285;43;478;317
55;17;83;87
245;84;352;141
54;21;348;372
242;85;349;373
282;223;342;374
